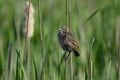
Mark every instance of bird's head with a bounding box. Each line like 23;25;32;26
59;25;68;36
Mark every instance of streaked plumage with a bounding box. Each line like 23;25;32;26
58;25;80;57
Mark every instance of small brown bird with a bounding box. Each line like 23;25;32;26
58;25;80;61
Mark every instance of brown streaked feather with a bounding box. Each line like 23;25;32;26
67;37;79;49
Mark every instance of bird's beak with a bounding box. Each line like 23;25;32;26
59;28;61;31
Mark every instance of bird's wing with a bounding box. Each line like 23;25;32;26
66;32;79;49
67;37;79;49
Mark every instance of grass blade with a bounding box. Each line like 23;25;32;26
33;56;38;80
88;38;95;80
8;43;12;80
16;49;24;80
16;49;20;80
106;60;111;80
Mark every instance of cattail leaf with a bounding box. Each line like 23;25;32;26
83;8;101;25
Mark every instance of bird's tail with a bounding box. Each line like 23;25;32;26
73;51;80;57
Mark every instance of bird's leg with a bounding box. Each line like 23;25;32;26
61;51;67;63
64;51;67;54
65;52;71;62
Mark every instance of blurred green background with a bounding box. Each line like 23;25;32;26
0;0;120;80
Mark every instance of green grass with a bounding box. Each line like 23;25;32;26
0;0;120;80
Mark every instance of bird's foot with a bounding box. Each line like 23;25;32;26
64;52;71;62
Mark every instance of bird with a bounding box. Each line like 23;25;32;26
58;25;80;61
